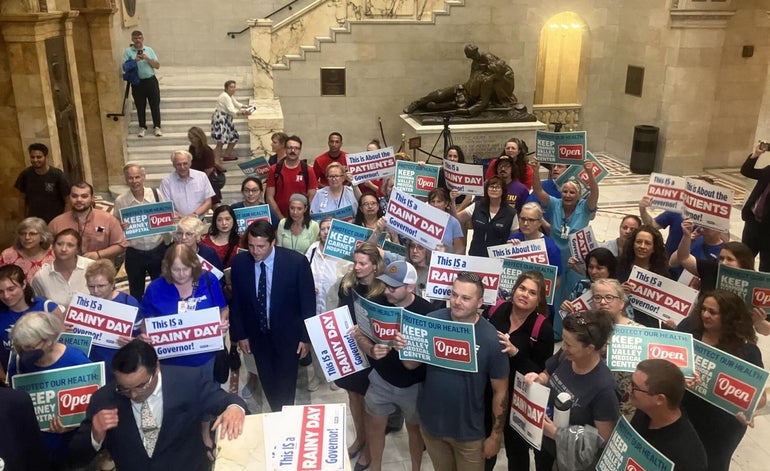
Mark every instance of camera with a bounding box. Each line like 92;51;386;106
760;141;770;151
137;49;144;55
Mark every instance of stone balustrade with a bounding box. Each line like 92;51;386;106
532;104;582;131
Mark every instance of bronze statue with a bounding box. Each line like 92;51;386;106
404;44;518;118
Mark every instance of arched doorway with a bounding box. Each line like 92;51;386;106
534;12;588;105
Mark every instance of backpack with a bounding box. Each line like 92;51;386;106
487;299;547;348
274;159;310;193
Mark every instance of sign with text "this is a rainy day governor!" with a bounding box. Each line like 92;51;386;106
119;201;176;240
144;307;223;359
509;371;550;450
625;266;699;325
65;293;138;349
305;306;369;382
442;159;485;196
426;251;503;305
385;189;449;250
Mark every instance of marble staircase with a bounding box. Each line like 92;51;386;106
119;66;255;203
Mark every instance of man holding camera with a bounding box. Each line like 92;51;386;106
741;141;770;272
124;30;162;138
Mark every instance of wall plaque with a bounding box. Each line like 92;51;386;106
321;68;346;96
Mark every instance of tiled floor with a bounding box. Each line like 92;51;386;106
232;153;769;470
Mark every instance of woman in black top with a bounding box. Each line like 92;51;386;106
618;225;669;327
455;176;517;256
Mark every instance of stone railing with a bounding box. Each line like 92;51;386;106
669;0;735;28
532;104;582;131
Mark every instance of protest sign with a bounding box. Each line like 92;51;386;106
399;309;478;372
385;189;449;250
498;258;558;305
688;340;769;417
310;205;355;223
347;146;396;185
12;362;105;430
352;291;402;344
59;333;93;356
558;290;594;319
509;371;550;450
486;238;550;264
65;293;138;348
626;266;699;325
119;201;175;240
381;239;406;258
322;219;373;262
144;307;223;359
554;151;608;186
233;204;272;233
535;130;587;164
426;251;503;305
607;325;695;377
596;418;674;471
262;403;347;471
442;160;485;196
197;254;224;280
683;178;733;232
237;156;271;180
646;173;686;213
717;264;770;315
393;160;440;197
305;306;369;381
568;226;597;261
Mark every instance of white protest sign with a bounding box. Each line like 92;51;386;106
647;173;686;213
683;178;733;232
262;404;347;470
568;226;597;261
486;238;549;264
426;251;503;305
385;189;450;250
558;290;594;319
346;146;396;185
305;306;369;381
509;371;550;450
197;255;224;280
65;293;138;348
442;160;485;196
626;266;699;325
144;307;223;359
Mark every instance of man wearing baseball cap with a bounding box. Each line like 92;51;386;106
352;260;434;471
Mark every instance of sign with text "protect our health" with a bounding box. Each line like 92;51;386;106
398;309;478;372
119;201;176;240
233;204;272;233
717;264;770;316
144;307;223;359
393;160;440;197
442;160;485;196
305;306;369;382
352;291;402;344
554;151;608;186
322;219;373;262
65;293;138;349
347;146;396;185
426;251;503;305
626;266;699;325
12;362;105;431
596;418;674;471
607;325;695;377
535;130;587;165
683;178;733;232
385;189;449;250
498;258;558;305
237;156;270;180
688;339;769;418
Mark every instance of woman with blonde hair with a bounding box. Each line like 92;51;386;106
0;217;54;281
173;216;223;271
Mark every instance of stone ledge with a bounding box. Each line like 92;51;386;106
669;9;735;29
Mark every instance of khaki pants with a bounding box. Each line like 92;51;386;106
421;427;484;471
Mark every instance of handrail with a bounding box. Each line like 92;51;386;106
227;0;301;38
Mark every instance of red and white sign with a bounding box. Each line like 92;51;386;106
144;307;223;359
646;173;686;213
647;344;689;368
58;384;99;416
385;189;449;250
426;251;503;305
714;373;755;411
65;293;138;348
509;371;550;450
197;254;224;280
443;160;485;196
568;226;597;261
305;307;369;382
347;146;397;185
626;266;699;325
683;179;733;232
487;238;549;264
433;337;472;363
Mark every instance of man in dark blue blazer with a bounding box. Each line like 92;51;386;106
69;340;246;470
0;385;50;470
741;141;770;272
230;219;316;411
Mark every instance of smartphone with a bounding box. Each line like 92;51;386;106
760;141;770;151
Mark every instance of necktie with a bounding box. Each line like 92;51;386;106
752;184;770;221
140;400;159;457
257;261;268;332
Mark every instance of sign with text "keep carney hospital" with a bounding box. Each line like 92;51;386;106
119;201;176;240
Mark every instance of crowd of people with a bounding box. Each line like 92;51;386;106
4;80;770;471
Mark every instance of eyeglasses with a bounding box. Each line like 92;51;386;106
19;231;40;237
362;201;379;207
519;217;540;224
287;146;301;151
87;283;112;291
327;174;344;179
243;188;261;193
488;185;502;190
629;381;652;395
115;371;156;396
592;294;620;303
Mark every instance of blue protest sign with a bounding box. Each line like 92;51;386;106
119;201;176;240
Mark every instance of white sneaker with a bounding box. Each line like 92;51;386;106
137;128;146;138
307;375;321;392
154;127;163;137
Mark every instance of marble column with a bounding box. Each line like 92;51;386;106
248;18;285;158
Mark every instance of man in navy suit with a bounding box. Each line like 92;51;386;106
741;141;770;272
69;340;246;470
230;219;316;411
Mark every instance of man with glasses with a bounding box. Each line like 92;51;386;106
629;359;707;471
70;339;246;469
159;150;215;219
496;155;529;214
266;135;318;219
114;163;167;301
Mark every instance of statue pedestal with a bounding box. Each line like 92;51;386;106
400;114;547;161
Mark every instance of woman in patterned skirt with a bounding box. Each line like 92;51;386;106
211;80;252;164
